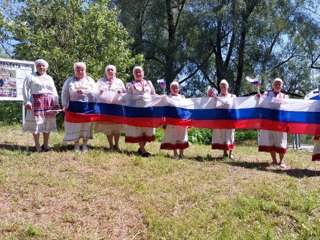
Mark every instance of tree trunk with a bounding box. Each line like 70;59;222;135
164;0;176;93
235;28;246;96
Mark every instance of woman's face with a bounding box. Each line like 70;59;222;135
170;85;179;95
133;69;144;81
220;83;228;93
273;82;282;93
36;64;46;75
105;68;116;80
74;66;86;79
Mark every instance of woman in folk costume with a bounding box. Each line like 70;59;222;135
257;78;289;168
95;65;126;151
208;79;236;159
312;84;320;161
61;62;97;152
160;81;189;159
125;66;156;157
22;59;60;152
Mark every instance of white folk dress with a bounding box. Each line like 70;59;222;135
160;94;189;150
22;72;59;133
258;91;289;154
61;76;97;142
95;77;126;135
211;93;236;150
125;79;156;143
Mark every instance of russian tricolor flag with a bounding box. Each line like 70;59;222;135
207;87;215;97
305;89;320;100
65;92;320;135
246;76;260;87
157;79;166;89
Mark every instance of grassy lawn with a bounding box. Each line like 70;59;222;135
0;125;320;239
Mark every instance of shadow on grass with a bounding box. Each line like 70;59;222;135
2;143;319;178
0;143;141;156
0;143;75;153
188;154;231;162
226;161;320;178
0;144;34;152
270;168;320;178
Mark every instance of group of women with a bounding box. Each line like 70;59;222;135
22;59;291;167
23;60;165;157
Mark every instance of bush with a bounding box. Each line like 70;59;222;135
0;101;23;125
235;130;258;143
56;112;64;130
188;128;212;144
188;129;259;145
156;127;212;144
155;127;165;142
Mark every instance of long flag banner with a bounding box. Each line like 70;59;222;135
65;92;320;135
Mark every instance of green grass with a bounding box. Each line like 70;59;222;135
0;125;320;239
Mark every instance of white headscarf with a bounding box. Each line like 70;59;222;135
133;66;144;74
219;79;229;88
273;78;283;85
35;59;49;69
105;65;116;73
170;81;179;88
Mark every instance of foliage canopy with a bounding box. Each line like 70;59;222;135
114;0;320;97
1;0;143;90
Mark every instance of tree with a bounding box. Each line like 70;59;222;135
183;0;318;96
114;0;196;92
0;0;18;56
114;0;320;97
8;0;142;90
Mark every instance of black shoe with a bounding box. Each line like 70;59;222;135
113;145;121;152
137;148;142;154
141;152;151;157
34;146;42;152
41;145;50;152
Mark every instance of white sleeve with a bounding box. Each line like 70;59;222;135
49;76;59;105
126;82;133;94
91;77;98;93
96;78;103;90
119;79;126;93
87;77;98;97
61;78;71;108
22;74;32;105
148;80;156;95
